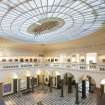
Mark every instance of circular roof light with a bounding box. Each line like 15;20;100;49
0;0;105;44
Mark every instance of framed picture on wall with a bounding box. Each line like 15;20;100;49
34;58;37;62
25;59;28;62
3;83;11;93
51;58;54;62
81;59;85;62
67;58;71;62
20;58;24;62
102;59;105;63
48;59;50;62
2;59;6;62
15;59;18;62
30;58;32;62
8;59;13;62
55;59;58;62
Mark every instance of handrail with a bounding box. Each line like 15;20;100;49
0;62;105;72
44;63;105;72
0;62;42;70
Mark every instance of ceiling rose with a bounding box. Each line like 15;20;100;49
0;0;105;44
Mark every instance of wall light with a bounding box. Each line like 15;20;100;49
36;70;41;75
55;71;60;76
13;73;18;79
101;79;105;85
26;71;31;77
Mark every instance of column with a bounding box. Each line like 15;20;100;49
31;77;35;92
0;83;4;105
101;94;105;105
49;76;53;92
89;77;92;93
68;77;72;93
81;80;86;99
18;79;22;97
13;79;18;94
100;84;104;97
65;73;68;85
0;83;3;99
57;75;61;89
75;82;79;104
96;81;105;105
100;84;105;105
27;76;30;90
42;75;44;88
60;79;64;97
96;87;101;105
37;75;40;86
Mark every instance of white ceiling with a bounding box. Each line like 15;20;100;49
0;0;105;44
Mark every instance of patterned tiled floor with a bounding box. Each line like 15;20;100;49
3;86;96;105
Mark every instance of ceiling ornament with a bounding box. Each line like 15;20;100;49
0;0;105;44
27;17;65;36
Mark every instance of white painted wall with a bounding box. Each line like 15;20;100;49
86;53;97;64
0;48;41;57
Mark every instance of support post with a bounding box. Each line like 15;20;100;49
18;79;22;97
13;79;18;94
0;83;3;99
27;76;30;90
49;76;53;92
31;77;35;92
81;80;86;99
75;83;79;104
89;77;92;93
60;79;64;97
100;84;104;97
96;87;101;105
57;75;61;89
37;75;40;86
68;77;72;93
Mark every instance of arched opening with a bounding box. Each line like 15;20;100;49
64;73;75;86
52;71;61;89
63;72;75;94
79;75;96;96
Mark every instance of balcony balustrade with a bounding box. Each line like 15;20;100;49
0;62;41;70
0;62;105;72
45;63;105;72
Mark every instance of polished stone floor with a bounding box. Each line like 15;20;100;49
3;86;96;105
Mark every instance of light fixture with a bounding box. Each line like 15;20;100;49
101;79;105;85
36;70;41;75
13;73;18;79
55;71;60;76
26;71;31;77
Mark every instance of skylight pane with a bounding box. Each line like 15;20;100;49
0;0;104;43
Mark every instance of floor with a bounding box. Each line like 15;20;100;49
3;86;96;105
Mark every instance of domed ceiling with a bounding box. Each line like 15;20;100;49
0;0;105;44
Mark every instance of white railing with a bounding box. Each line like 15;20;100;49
0;62;42;70
44;63;105;72
0;62;105;72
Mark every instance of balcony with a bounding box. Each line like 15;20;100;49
45;63;105;72
0;62;41;70
0;62;105;72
